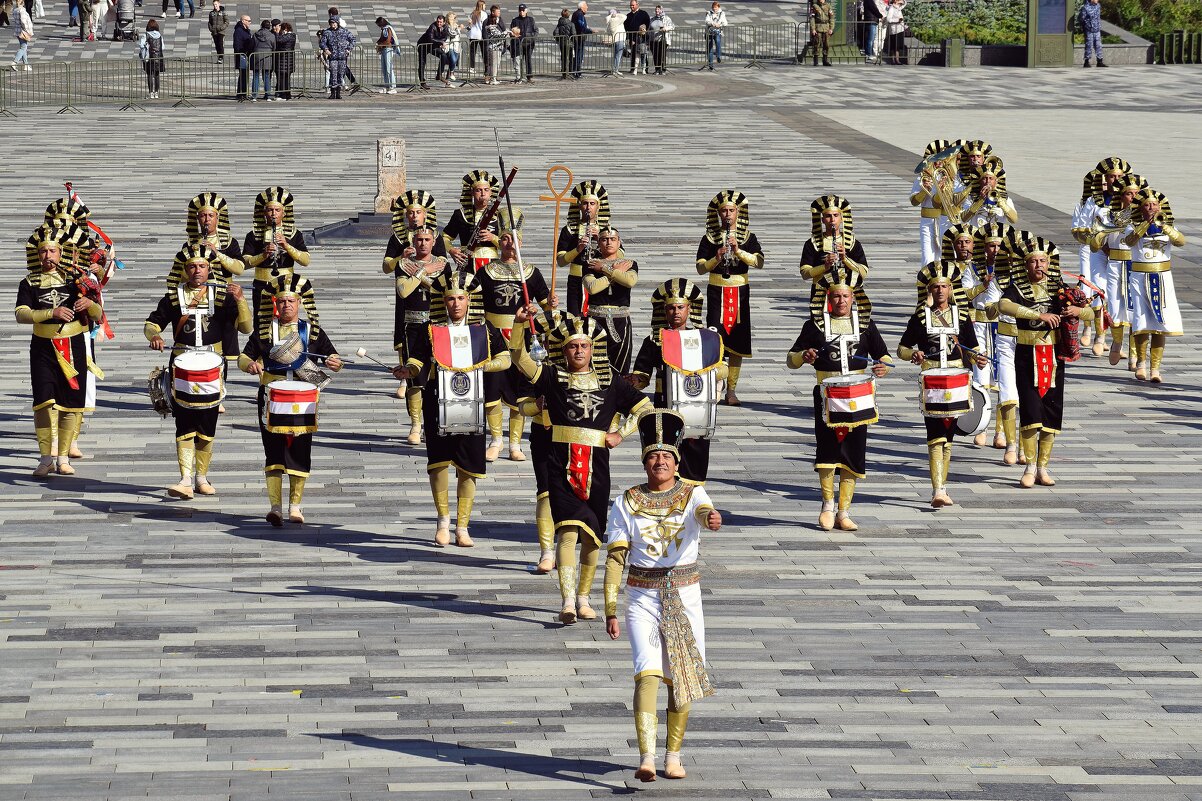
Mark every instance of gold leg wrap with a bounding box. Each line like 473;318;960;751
288;475;307;506
57;411;82;464
47;405;60;456
405;386;422;421
942;441;952;485
927;444;942;490
1036;431;1055;470
429;467;450;518
536;495;555;552
455;473;476;529
665;685;691;753
266;472;283;507
818;467;835;501
176;438;196;480
194;436;214;477
726;356;742;392
1000;403;1017;446
1132;332;1150;366
1020;428;1038;464
487;404;503;440
1150;334;1165;371
577;535;599;598
635;675;660;759
556;525;580;604
1093;315;1105;337
34;407;54;457
837;471;856;511
1110;324;1125;343
508;410;524;446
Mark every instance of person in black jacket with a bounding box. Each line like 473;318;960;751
251;19;275;101
553;8;574;79
623;0;649;73
509;4;537;82
232;14;254;101
274;21;296;100
570;1;590;78
416;14;449;89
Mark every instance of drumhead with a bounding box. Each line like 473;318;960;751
820;374;873;388
269;380;319;394
174;349;223;371
955;382;993;436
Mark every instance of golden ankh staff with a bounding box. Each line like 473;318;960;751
539;165;574;298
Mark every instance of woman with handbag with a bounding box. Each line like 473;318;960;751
375;15;399;93
137;18;164;98
444;12;464;85
274;21;296;100
11;0;32;71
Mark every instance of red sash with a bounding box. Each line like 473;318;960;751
52;338;80;390
472;255;490;273
568;443;592;500
720;286;739;334
1034;344;1055;397
581;289;590;318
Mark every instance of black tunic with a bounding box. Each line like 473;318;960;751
409;322;507;477
790;318;889;477
243;228;309;309
1001;282;1066;433
799;237;868;305
243;322;337;477
385;231;449;354
17;271;98;413
395;256;453;381
443;208;500;272
632;334;711;483
477;263;550;409
697;232;763;357
897;310;979;444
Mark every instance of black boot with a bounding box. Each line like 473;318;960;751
1082;58;1091;67
823;56;832;66
1096;58;1107;67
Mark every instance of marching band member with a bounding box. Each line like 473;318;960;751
1072;159;1131;356
510;306;653;625
631;278;726;484
1088;173;1146;368
443;170;502;273
145;244;251;499
476;208;554;462
960;160;1018;229
396;271;510;547
695;190;764;406
898;261;986;508
555;180;611;316
1123;187;1186;383
186;192;247;278
382;189;445;406
799;195;869;298
997;236;1092;487
395;224;452;444
786;267;891;531
239;275;342;525
241;186;311;310
966;222;1019;456
517;308;576;573
958;140;993;182
910;138;964;266
16;223;104;478
583;227;639;375
603;410;719;783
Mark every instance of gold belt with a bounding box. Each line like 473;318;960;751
551;425;609;447
254;266;293;283
921;208;943;219
1108;249;1131;260
707;273;748;287
1131;261;1171;273
569;263;583;278
627;563;700;590
1015;329;1058;346
33;319;90;339
486;311;517;329
588;305;630;319
815;368;867;382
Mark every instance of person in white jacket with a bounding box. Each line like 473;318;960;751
606;8;624;76
11;1;33;71
648;4;673;73
703;1;724;69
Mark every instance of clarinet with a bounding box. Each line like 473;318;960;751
720;222;735;279
267;225;281;276
580;210;597;265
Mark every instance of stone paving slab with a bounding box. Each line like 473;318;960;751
0;66;1200;801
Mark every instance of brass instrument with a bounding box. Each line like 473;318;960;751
1093;205;1134;236
916;144;963;225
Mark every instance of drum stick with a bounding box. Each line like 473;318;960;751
301;351;355;365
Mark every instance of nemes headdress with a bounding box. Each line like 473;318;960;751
253;186;297;237
915;259;969;316
705;189;750;244
547;316;612;386
391;189;438;239
567;180;611;229
808;194;855;246
26;222;86;272
166;242;230;305
968;160;1008;198
256;272;320;341
1133;187;1175;226
809;265;871;329
1087;157;1132;203
186;192;233;247
959;139;993;160
650;278;704;338
1107;173;1148;215
459;170;500;220
1079;169;1101;204
973;221;1018;268
940;223;977;261
44;197;90;227
924;139;963;157
497;206;524;239
1010;235;1062;298
638;409;685;462
430;270;486;326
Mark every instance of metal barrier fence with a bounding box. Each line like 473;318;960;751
0;22;945;112
1157;30;1202;64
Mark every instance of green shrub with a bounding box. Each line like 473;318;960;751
1101;0;1202;39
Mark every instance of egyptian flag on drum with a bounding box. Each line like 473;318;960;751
266;382;319;434
661;328;723;372
822;377;878;428
173;360;223;409
431;323;490;369
921;370;972;416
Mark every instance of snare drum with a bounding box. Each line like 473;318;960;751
172;350;224;410
920;368;972;419
265;380;319;434
437;365;485;435
665;367;718;440
955;382;993;436
820;374;877;429
147;366;173;417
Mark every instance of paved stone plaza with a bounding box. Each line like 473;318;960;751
1;60;1200;801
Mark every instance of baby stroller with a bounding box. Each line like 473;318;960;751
113;0;137;41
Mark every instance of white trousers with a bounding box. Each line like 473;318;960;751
994;333;1017;405
1128;270;1183;336
625;583;705;681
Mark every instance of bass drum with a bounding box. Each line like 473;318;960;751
955;382;993;437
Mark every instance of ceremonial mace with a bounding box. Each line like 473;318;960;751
493;128;547;362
